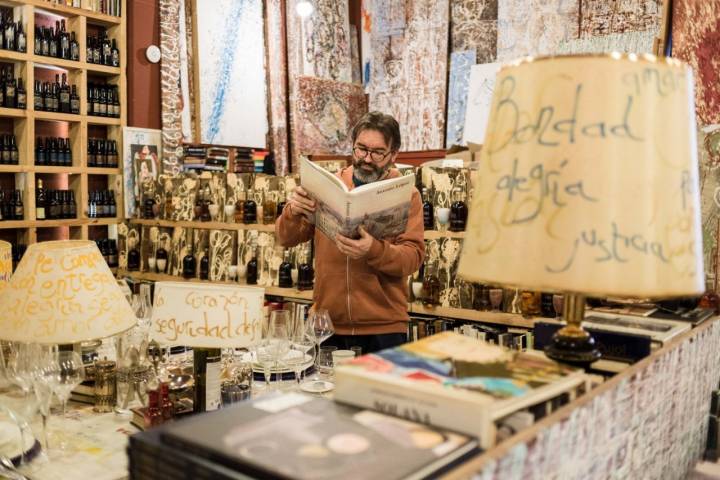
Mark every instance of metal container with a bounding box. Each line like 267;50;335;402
93;358;117;413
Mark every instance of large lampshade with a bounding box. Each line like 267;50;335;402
458;54;703;298
0;240;137;344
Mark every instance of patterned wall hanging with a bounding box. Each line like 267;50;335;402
159;0;184;174
266;0;290;175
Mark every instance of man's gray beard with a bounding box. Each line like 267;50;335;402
353;160;390;183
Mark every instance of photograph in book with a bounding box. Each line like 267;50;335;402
299;157;415;240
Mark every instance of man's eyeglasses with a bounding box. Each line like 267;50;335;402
353;145;392;163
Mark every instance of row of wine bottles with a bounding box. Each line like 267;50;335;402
95;237;119;268
35;181;76;220
0;190;23;220
35;137;72;166
87;83;120;118
0;134;19;165
34;74;79;114
88;190;117;218
421;186;468;232
0;68;26;110
0;14;26;53
34;20;79;61
88;138;119;168
86;31;120;66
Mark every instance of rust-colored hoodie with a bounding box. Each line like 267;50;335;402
275;166;425;335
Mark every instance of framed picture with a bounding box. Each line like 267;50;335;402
123;127;162;218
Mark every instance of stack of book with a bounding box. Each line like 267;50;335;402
233;147;254;174
182;146;208;172
334;331;590;449
252;149;268;173
206;147;229;171
128;394;480;479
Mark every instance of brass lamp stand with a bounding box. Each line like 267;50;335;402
544;293;600;366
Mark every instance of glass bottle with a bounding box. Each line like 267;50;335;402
246;246;258;285
276;191;286;218
422;187;434;230
15;79;25;110
193;348;222;413
262;191;277;225
194;188;204;221
278;250;293;288
422;261;441;307
70;84;79;114
540;293;555;318
199;247;210;280
61;190;71;219
127;243;141;271
143;389;163;428
297;248;314;291
182;246;196;279
35;178;46;220
200;185;212;222
68;190;76;218
243;189;257;224
234;191;245;223
108;239;118;268
449;187;468;232
699;276;720;314
160;382;174;423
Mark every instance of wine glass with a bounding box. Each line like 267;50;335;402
305;309;334;380
267;310;290;388
31;348;60;455
52;351;85;418
288;322;315;388
436;208;450;232
4;342;39;465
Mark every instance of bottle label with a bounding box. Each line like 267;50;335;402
205;361;222;411
36;207;45;220
71;98;80;113
17;93;25;108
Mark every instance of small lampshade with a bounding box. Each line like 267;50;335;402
0;240;137;344
0;240;11;288
458;54;703;298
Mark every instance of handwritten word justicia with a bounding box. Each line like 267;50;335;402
546;222;668;273
486;77;644;155
496;158;596;224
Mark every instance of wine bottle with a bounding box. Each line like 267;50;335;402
59;73;70;113
15;21;25;53
298;248;314;291
262;191;277;225
35;179;46;220
422;187;434;230
70;84;79;114
9;135;17;164
246;246;258;285
199;248;210;280
278;250;293;288
243;189;257;224
111;38;119;67
156;246;168;273
160;382;174;423
70;32;79;61
127;244;140;271
193;348;222;413
33;80;42;111
449;187;468;232
35;137;45;165
4;76;15;108
182;245;196;279
15;79;25;110
61;190;71;219
200;185;211;222
108;190;116;217
422;261;441;307
108;239;119;268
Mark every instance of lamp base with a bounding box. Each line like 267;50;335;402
544;327;601;367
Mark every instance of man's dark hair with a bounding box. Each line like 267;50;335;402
351;111;402;152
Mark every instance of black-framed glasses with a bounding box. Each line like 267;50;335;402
353;145;392;163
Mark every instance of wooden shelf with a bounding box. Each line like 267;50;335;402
86;167;121;175
87;116;121;126
31;0;121;25
0;165;28;173
424;230;465;240
34;165;83;174
0;220;32;229
0;107;27;118
0;49;28;62
408;303;539;329
85;63;121;76
34;110;82;122
34;218;84;228
0;218;120;229
31;55;82;70
87;217;120;226
116;269;314;301
130;218;276;232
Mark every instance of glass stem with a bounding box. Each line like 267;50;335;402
61;400;67;417
42;413;49;451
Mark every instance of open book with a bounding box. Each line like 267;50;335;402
300;157;416;240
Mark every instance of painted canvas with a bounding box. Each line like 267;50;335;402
580;0;662;37
179;0;193;142
123;127;162;219
450;0;498;63
446;50;476;148
367;0;449;151
291;76;367;160
350;26;362;85
699;125;720;283
361;0;373;91
209;230;235;281
497;0;579;61
195;0;268;147
462;62;499;145
286;0;352;82
266;0;290;175
671;1;720;125
556;30;657;55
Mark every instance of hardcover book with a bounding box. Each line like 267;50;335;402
160;393;479;480
334;332;588;449
299;157;416;240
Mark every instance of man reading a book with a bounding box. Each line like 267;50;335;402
276;111;424;353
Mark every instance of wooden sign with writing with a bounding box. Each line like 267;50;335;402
151;281;264;348
458;55;704;297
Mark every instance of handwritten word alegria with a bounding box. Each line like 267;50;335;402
496;158;596;224
486;77;643;155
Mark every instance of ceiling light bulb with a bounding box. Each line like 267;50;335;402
296;1;314;18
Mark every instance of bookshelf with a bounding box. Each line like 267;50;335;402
0;0;126;248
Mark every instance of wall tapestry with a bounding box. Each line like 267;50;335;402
556;30;657;54
450;0;498;63
462;62;499;145
497;0;579;61
366;0;449;151
266;0;290;174
123;127;162;219
445;50;476;148
699;125;720;285
580;0;662;37
291;76;367;159
159;0;183;174
671;0;720;125
194;0;268;147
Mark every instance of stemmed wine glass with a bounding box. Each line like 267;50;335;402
51;351;85;418
266;310;290;389
4;342;39;465
288;317;315;388
31;348;60;456
305;309;334;382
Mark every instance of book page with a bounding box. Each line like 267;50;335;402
347;173;416;239
299;158;349;240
